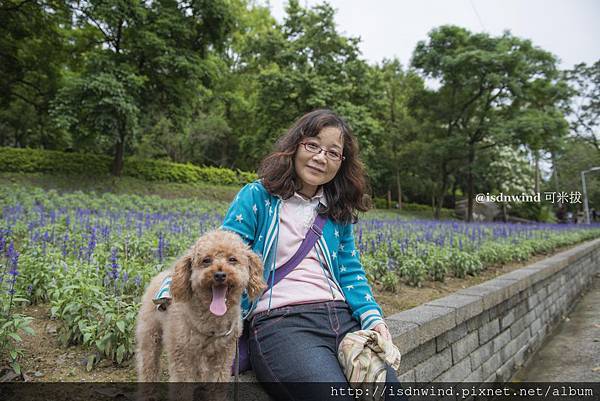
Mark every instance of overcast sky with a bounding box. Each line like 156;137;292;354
266;0;600;70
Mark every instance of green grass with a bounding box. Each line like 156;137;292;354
0;172;240;203
0;172;450;221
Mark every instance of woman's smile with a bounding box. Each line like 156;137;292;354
307;165;325;173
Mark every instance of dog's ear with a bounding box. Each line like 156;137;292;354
170;253;192;302
245;250;266;299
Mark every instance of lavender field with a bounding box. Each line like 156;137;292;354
1;185;599;373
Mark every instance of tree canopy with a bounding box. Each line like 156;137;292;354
1;0;597;219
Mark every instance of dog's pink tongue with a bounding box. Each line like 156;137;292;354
210;285;227;316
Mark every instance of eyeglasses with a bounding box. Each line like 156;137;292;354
299;142;345;161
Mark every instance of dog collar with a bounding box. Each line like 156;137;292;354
214;321;236;337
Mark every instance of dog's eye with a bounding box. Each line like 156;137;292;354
202;257;212;265
228;257;238;263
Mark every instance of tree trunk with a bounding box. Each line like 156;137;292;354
434;175;449;220
112;129;125;176
14;129;24;147
451;180;457;209
387;190;392;209
434;195;441;220
466;143;475;222
552;152;560;203
534;152;540;194
396;168;402;209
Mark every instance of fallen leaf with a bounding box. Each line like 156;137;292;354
592;367;600;372
593;323;600;329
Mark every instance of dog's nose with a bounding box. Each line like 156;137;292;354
214;271;227;282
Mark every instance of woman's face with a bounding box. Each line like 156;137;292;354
294;126;344;197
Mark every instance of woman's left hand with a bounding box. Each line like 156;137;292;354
373;323;391;341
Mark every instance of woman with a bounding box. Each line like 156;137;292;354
220;109;399;400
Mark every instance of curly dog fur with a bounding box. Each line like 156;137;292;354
135;230;264;386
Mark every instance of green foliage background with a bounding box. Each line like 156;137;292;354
1;0;598;219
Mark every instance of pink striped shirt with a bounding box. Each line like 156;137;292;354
252;188;345;315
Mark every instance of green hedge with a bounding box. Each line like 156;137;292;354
372;197;389;209
0;147;257;186
372;197;453;213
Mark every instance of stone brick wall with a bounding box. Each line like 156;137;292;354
386;238;600;383
238;238;600;398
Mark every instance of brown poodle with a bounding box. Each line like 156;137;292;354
135;230;264;396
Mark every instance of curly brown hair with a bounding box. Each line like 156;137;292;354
259;109;370;224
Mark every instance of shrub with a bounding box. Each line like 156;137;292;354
0;147;107;176
427;254;448;282
0;146;256;186
477;243;510;265
401;203;455;219
401;203;431;213
0;309;34;375
403;257;427;287
373;197;389;209
448;251;483;278
381;271;399;292
0;237;34;375
361;253;389;282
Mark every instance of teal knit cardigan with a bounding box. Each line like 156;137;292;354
221;181;385;330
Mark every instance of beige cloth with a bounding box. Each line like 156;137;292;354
337;329;401;392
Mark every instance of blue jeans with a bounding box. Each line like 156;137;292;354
248;300;403;401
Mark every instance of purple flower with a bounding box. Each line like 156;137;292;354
157;232;165;262
109;248;120;281
62;233;69;257
101;225;110;241
87;227;97;262
5;240;13;259
4;241;19;300
7;241;19;268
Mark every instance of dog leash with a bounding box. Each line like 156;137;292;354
234;337;240;401
226;322;240;401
